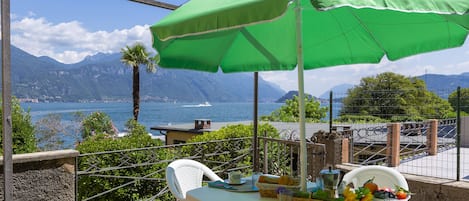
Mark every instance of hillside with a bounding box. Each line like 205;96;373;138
318;73;469;101
417;73;469;99
275;90;314;103
7;46;285;102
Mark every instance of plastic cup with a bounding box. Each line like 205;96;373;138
251;172;262;190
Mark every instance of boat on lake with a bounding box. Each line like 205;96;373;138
182;102;212;108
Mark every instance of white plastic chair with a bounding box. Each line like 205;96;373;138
341;165;410;200
166;159;222;201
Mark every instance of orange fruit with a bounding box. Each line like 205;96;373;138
364;181;378;193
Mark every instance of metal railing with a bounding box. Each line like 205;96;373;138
76;137;326;201
348;119;457;166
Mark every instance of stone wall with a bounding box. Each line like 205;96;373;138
312;130;344;167
337;164;469;201
0;149;79;201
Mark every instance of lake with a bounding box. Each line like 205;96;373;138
20;102;284;133
20;101;342;148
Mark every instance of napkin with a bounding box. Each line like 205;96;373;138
208;181;236;190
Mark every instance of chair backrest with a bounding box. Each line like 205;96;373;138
166;159;222;200
341;165;409;191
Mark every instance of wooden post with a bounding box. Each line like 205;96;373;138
341;138;349;163
427;119;438;155
386;123;401;167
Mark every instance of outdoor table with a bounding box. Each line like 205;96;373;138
186;185;276;201
186;178;319;201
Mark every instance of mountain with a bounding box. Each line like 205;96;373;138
319;83;354;99
7;46;285;103
417;73;469;99
320;73;469;101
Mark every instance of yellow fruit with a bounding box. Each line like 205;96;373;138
343;186;357;201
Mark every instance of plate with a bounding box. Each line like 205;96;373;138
224;178;247;185
225;182;259;192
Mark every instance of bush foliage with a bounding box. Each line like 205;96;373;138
0;98;36;154
186;123;281;177
77;118;168;201
449;88;469;115
261;96;328;122
81;111;117;140
341;72;453;121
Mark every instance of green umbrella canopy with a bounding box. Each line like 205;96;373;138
151;0;469;73
151;0;469;190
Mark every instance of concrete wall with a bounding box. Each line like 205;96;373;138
167;131;199;144
462;116;469;147
0;149;79;201
338;164;469;201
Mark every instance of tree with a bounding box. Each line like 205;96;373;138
186;123;281;177
0;98;36;154
35;114;65;151
341;72;453;121
448;88;469;115
120;43;157;121
35;112;84;151
81;111;117;140
261;96;328;122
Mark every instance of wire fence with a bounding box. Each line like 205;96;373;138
329;87;469;181
76;137;326;201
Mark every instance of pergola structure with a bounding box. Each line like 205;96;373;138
129;0;179;10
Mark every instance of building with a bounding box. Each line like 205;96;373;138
151;119;215;145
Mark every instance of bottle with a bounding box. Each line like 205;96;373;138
337;181;346;198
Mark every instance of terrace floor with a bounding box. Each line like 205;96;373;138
397;147;469;181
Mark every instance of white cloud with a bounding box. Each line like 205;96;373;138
260;71;297;92
261;45;469;97
10;17;153;64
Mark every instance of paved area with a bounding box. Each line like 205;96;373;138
397;147;469;181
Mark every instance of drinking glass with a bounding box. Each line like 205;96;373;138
251;172;262;190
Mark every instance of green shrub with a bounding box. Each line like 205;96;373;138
0;98;36;154
261;96;327;122
336;114;384;123
81;111;117;140
77;120;168;201
185;123;280;177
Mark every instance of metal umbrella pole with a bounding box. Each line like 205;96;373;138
2;0;13;200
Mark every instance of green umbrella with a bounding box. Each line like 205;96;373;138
151;0;469;190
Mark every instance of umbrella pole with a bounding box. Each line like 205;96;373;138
294;0;307;191
253;72;259;172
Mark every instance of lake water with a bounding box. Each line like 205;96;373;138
20;102;284;133
20;101;341;136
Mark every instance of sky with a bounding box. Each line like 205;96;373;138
7;0;469;97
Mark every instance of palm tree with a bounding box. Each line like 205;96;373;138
120;43;156;121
